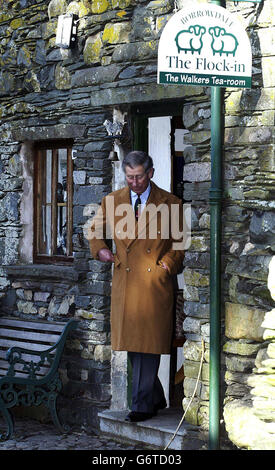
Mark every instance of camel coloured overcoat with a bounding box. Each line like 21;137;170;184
89;181;185;354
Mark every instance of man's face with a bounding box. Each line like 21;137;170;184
125;165;154;195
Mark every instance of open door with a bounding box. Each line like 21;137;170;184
131;107;186;409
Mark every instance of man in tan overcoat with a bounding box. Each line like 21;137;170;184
89;151;185;422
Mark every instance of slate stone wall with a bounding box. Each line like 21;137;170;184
0;0;274;447
0;0;194;430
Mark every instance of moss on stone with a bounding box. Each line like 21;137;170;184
76;308;93;319
184;267;209;287
223;340;261;356
48;0;67;19
24;71;41;92
94;344;111;362
91;0;110;14
55;64;71;90
189;236;208;253
244;189;270;200
42;20;58;40
83;33;102;64
156;14;170;33
147;0;173;13
0;12;13;24
182;397;199;425
67;1;90;17
18;46;32;67
102;22;130;44
48;36;57;48
116;10;127;18
111;0;132;8
10;18;24;29
225;302;266;341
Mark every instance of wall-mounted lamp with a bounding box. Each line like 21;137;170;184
56;14;78;49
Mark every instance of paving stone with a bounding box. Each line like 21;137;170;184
0;417;149;450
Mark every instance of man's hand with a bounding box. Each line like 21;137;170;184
98;248;115;263
159;261;169;271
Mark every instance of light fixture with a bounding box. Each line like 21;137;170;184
56;14;78;49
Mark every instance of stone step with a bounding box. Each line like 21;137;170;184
98;408;207;450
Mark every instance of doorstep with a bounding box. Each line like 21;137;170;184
98;408;206;450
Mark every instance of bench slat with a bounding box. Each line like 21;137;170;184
0;360;51;378
0;367;35;379
0;318;65;332
0;349;54;362
0;357;51;370
0;328;61;344
0;338;59;352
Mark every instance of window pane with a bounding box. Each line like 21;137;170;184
46;150;52;204
36;150;51;256
44;205;52;255
57;149;67;255
34;142;73;262
44;150;52;255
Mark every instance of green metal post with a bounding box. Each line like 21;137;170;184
209;86;223;450
209;0;224;450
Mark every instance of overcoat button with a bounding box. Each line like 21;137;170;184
126;267;130;272
146;248;151;253
126;248;130;253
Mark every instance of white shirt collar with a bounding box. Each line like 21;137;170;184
131;182;151;206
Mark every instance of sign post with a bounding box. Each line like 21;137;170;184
157;2;252;89
157;0;253;450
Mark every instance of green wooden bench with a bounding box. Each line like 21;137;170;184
0;316;78;440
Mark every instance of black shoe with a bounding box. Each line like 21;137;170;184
125;411;155;422
154;398;167;414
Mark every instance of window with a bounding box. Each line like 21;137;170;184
33;140;73;264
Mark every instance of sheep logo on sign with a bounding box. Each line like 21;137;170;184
208;26;239;57
175;25;206;54
175;25;239;57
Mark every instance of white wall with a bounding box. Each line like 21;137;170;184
149;116;172;192
148;116;172;405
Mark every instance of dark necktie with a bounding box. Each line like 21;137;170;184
134;195;141;220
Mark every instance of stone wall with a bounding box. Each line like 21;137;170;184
224;257;275;450
0;0;274;446
221;0;275;449
181;96;211;429
0;0;202;430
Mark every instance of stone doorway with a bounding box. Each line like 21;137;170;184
109;105;188;412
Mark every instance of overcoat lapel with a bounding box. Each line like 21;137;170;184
113;181;168;249
113;186;134;247
136;181;168;241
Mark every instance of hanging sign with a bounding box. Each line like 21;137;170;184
157;3;252;88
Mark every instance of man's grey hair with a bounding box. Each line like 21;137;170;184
122;151;154;173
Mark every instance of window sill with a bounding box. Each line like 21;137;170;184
5;264;79;282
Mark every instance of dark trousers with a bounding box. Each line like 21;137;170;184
128;352;166;413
